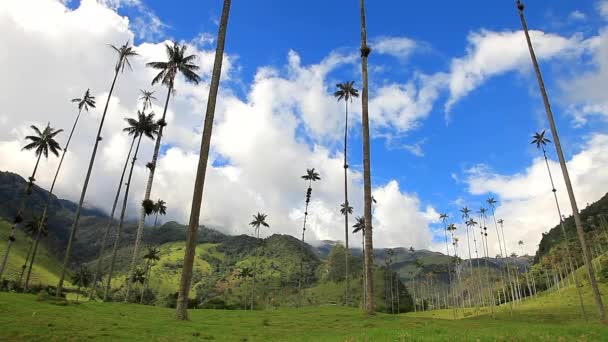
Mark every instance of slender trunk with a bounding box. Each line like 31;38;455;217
298;181;312;305
540;147;587;318
443;223;456;319
140;259;150;304
18;240;35;286
104;134;142;301
482;232;494;318
343;100;350;306
362;231;366;308
0;153;42;278
176;0;231;320
57;67;121;296
251;227;259;311
126;84;173;300
359;0;374;315
517;1;605;320
25;109;84;290
89;138;135;298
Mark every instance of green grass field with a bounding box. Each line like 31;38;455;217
1;279;607;341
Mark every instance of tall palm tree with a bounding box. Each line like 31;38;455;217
249;212;269;310
359;0;375;315
335;81;359;306
140;247;160;304
340;201;354;305
89;90;154;297
127;42;202;300
439;213;456;318
300;168;321;242
24;90;95;291
531;130;587;318
176;0;231;321
18;215;43;285
103;111;159;301
298;168;321;299
352;216;366;307
487;198;515;304
518;240;533;299
152;199;167;228
57;42;138;297
516;0;605;320
0;124;63;278
460;207;474;303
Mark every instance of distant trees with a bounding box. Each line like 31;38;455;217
71;266;93;301
0;124;63;278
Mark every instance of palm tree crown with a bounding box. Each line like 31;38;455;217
249;212;270;229
123;111;159;139
22;124;63;158
340;202;353;216
487;197;497;208
460;207;471;220
110;41;138;73
352;216;365;234
147;42;201;87
154;199;167;216
531;130;551;149
334;81;359;102
143;247;160;263
302;168;321;182
71;89;96;112
139;90;157;111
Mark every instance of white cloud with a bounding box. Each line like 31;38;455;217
599;1;608;20
568;10;586;21
445;29;588;113
373;36;418;60
0;0;435;251
463;133;608;255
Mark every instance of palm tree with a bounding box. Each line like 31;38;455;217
248;212;269;310
359;0;375;315
518;240;533;299
487;198;515;305
89;91;154;297
152;199;167;228
57;42;137;297
340;201;354;305
24;90;95;291
335;81;359;306
140;247;160;304
439;213;456;318
0;124;63;278
176;0;231;321
18;216;44;286
71;265;93;302
126;42;202;300
300;168;321;242
531;130;586;317
517;0;605;320
352;216;366;306
103;111;159;301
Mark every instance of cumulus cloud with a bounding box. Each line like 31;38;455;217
373;36;419;60
568;10;586;22
463;133;608;255
0;0;436;250
445;29;589;114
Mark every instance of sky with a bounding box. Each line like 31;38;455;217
1;0;607;257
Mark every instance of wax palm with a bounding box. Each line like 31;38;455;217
531;129;587;315
90;96;151;298
300;168;321;242
439;213;456;318
352;216;368;306
139;89;156;111
0;124;63;278
72;266;93;301
57;41;138;296
177;2;231;318
130;41;203;300
104;111;159;301
340;203;353;216
130;268;146;285
152;199;167;228
248;212;269;310
18;216;45;285
140;247;161;304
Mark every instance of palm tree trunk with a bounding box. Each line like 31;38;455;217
362;231;366;308
359;0;374;315
482;231;495;318
176;0;231;321
126;83;173;300
89;138;135;298
0;153;42;278
18;239;35;286
443;224;456;319
343;100;350;306
251;227;259;311
540;147;587;318
57;67;121;297
491;211;515;309
517;1;605;320
140;259;150;304
298;180;311;305
104;134;142;301
25;109;84;291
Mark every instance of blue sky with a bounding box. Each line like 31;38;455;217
2;0;607;255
